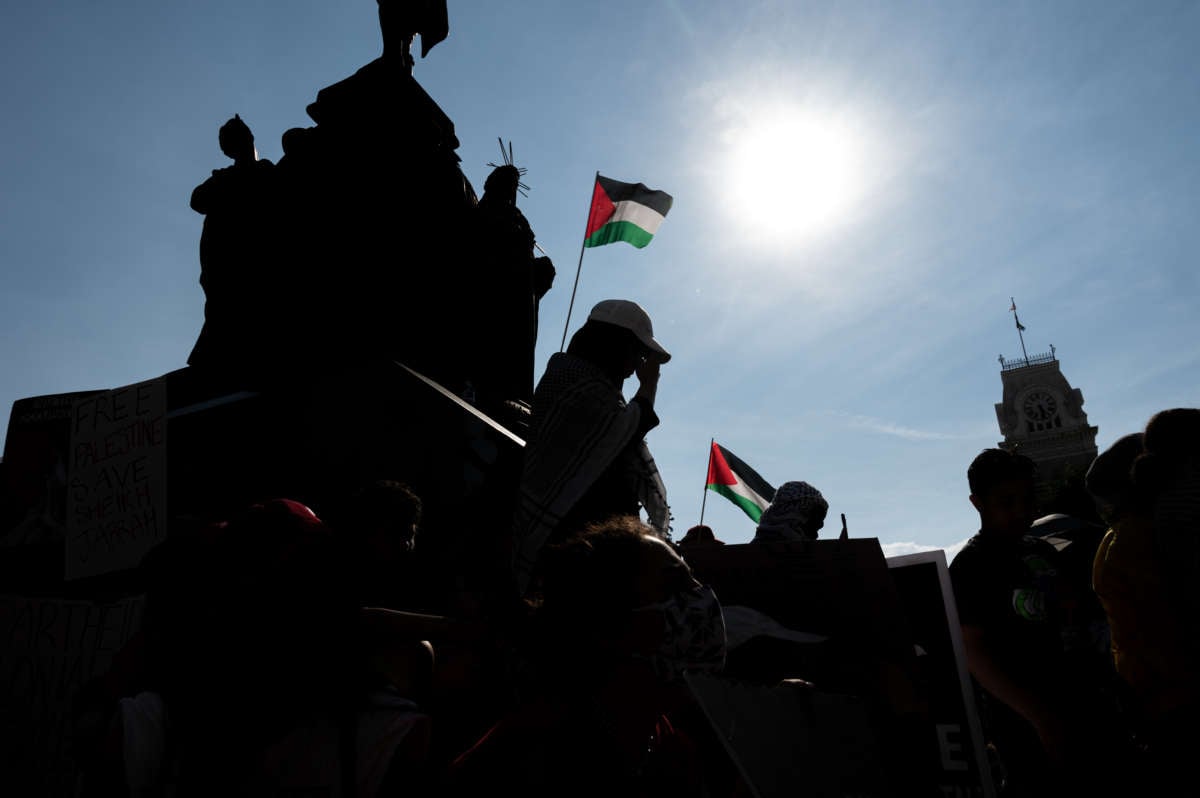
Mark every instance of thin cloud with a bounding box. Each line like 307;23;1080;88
882;538;970;562
844;413;966;442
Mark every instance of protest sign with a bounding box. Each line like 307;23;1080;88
0;594;144;797
66;379;167;580
682;539;921;699
1;390;105;549
683;539;932;792
887;550;996;798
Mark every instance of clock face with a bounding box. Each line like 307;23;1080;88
1023;390;1058;422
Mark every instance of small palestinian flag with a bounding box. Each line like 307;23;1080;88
584;174;674;249
706;442;776;523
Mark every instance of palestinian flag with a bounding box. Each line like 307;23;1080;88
584;175;673;249
706;442;776;523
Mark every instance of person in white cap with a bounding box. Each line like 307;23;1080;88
512;299;672;594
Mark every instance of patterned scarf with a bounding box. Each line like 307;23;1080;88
753;481;828;543
513;353;670;593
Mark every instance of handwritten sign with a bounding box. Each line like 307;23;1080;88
1;390;106;548
66;379;167;580
0;594;144;796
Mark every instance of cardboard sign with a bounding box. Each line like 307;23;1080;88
682;539;920;695
66;379;168;580
0;390;105;549
886;551;996;798
0;594;144;797
682;540;932;793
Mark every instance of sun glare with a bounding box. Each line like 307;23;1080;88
724;109;866;243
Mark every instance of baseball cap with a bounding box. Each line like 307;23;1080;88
586;299;671;363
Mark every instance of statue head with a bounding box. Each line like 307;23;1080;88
218;114;256;163
483;164;521;206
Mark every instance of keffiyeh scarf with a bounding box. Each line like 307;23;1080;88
513;353;670;593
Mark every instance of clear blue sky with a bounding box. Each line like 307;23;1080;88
3;1;1198;553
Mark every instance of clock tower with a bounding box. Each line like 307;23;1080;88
994;336;1098;505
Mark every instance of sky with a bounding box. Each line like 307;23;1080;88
2;0;1198;557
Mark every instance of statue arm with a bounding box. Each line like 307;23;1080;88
189;174;216;214
189;168;231;214
532;256;555;299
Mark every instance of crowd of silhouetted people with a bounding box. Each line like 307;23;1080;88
948;409;1200;797
56;3;1200;794
72;259;1200;797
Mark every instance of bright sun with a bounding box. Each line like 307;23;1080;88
725;109;866;243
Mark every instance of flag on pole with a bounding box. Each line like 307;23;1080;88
1010;299;1027;331
706;442;776;523
584;175;673;249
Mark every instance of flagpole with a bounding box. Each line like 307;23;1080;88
698;438;714;527
561;171;600;351
1011;297;1029;364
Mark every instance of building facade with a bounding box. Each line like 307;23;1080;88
994;348;1098;506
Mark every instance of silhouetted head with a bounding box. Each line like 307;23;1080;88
280;126;317;159
567;299;669;382
345;479;423;561
968;448;1037;540
680;524;724;547
538;515;724;687
586;300;670;363
1085;433;1145;522
482;164;521;206
754;481;828;542
218;114;256;163
1131;408;1200;502
567;320;645;383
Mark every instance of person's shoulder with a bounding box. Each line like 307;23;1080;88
948;533;986;571
543;353;612;393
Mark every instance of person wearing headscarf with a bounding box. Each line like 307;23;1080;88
752;481;829;543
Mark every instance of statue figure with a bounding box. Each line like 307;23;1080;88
187;115;278;378
288;0;474;386
378;0;449;73
468;148;555;414
186;2;479;388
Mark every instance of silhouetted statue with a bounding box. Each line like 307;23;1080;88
468;158;555;413
379;0;449;73
269;0;474;384
187;115;277;378
186;2;561;405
